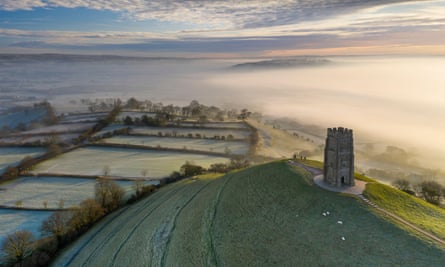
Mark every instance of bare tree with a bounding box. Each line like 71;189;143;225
103;165;110;177
95;178;125;211
1;230;35;264
70;199;105;231
41;211;72;243
58;199;65;209
392;179;411;192
419;180;443;205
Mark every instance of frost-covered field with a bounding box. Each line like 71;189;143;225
0;133;79;145
0;176;159;209
0;108;47;129
18;122;94;134
131;126;250;139
60;112;107;123
103;135;249;155
117;111;156;120
0;209;52;246
0;147;46;173
32;147;229;178
179;122;247;129
92;124;129;137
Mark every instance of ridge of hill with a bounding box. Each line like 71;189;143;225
53;162;445;266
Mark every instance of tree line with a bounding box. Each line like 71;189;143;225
0;157;252;266
392;179;445;206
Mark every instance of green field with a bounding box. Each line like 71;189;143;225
53;162;445;266
365;182;445;240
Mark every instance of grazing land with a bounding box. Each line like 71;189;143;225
177;122;248;129
60;112;108;123
0;209;52;245
247;119;319;159
0;133;79;145
32;146;230;178
102;136;249;155
0;176;158;209
364;182;445;240
0;147;46;173
53;162;445;266
0;108;47;129
130;126;250;140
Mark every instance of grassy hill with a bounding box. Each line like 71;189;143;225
53;162;445;266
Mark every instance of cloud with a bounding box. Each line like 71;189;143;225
0;0;429;30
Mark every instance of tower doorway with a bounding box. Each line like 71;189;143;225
341;176;345;184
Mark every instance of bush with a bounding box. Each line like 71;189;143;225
419;180;443;205
1;230;35;265
95;179;125;212
180;162;204;177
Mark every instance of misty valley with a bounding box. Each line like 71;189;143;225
1;55;445;266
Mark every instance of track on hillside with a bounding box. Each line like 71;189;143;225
52;177;220;267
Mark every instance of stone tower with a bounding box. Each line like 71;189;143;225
323;127;354;187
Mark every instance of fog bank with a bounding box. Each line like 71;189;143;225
1;55;443;169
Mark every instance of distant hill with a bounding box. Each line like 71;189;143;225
53;162;445;266
231;57;331;70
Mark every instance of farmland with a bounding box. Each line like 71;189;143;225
60;112;108;123
0;107;47;129
32;146;230;178
0;133;79;145
0;147;46;173
0;176;159;209
130;126;250;139
0;209;52;245
12;122;94;135
53;162;445;266
102;135;249;155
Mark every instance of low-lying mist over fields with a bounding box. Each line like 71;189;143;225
1;54;444;171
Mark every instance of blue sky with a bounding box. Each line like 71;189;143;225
0;0;444;57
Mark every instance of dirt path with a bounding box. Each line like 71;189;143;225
288;160;445;247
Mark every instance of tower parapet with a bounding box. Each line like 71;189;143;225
323;127;354;187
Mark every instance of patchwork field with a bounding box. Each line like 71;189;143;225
16;122;95;135
0;108;47;129
60;112;108;124
131;126;250;139
92;124;129;137
0;147;47;173
177;122;247;129
53;162;445;266
32;147;230;178
0;209;52;248
0;133;79;145
102;136;249;155
0;176;159;209
117;111;156;121
247;119;320;159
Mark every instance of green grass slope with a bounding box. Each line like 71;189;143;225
365;182;445;240
53;162;445;266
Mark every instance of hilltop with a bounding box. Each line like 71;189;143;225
53;162;445;266
231;57;331;70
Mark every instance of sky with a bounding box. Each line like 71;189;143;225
0;0;445;57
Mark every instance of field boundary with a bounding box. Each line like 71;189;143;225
89;143;241;158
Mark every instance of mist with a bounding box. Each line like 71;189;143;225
1;55;444;172
206;56;445;170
